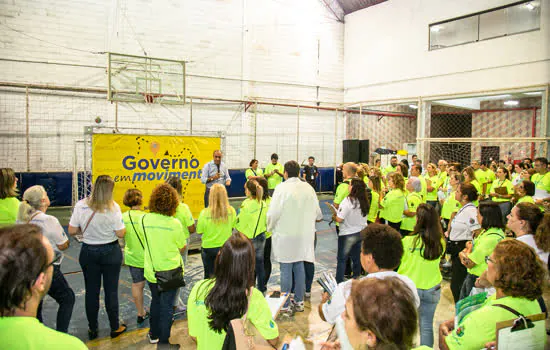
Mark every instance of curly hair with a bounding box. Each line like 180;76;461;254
123;188;143;208
350;277;417;349
149;184;179;217
492;239;547;301
388;172;405;192
0;224;48;316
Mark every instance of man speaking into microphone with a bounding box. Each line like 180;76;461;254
200;150;232;207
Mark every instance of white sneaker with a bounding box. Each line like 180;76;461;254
304;292;311;299
148;332;159;344
292;300;305;312
279;306;293;317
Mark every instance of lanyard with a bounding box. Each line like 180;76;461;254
533;172;550;186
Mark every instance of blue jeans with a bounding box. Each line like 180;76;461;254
79;241;122;331
336;232;362;283
37;265;75;333
418;285;441;347
280;262;305;307
252;233;266;293
201;247;221;279
148;282;177;344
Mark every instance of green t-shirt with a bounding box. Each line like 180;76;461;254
517;195;535;204
235;199;267;239
398;234;444;290
438;171;448;188
532;172;550;193
0;197;19;226
138;213;186;283
467;227;504;276
264;163;284;189
0;317;87;349
418;175;428;203
441;190;461;220
400;192;423;232
264;197;273;238
474;169;488;188
187;279;279;350
426;175;440;201
446;295;543;350
380;189;405;223
470;179;482;206
489;179;514;203
196;206;236;248
174;202;195;240
367;191;380;223
334;180;350;205
245;168;264;179
484;169;496;195
382;164;397;175
122;209;147;268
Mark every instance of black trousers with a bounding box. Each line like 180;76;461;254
37;264;75;333
263;237;272;291
449;240;468;304
79;241;122;331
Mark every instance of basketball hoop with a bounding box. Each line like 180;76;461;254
143;93;163;104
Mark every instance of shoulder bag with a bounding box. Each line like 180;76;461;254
141;214;186;292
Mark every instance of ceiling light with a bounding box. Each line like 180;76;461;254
525;2;535;10
430;25;442;33
504;100;519;106
409;105;418;109
482;94;512;100
524;92;542;96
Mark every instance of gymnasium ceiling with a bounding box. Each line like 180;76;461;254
336;0;388;15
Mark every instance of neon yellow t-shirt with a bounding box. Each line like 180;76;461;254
470;179;482;207
484;169;496;195
367;191;380;223
187;279;279;350
174;202;194;240
438;171;448;188
489;179;514;203
474;169;488;189
138;213;186;283
400;192;422;232
418;175;428;203
441;190;461;220
334;180;350;205
245;168;264;180
264;197;272;238
398;234;444;290
235;198;267;239
196;206;236;248
467;228;504;277
382;164;397;175
517;196;535;204
532;172;550;193
426;175;439;201
380;189;405;223
264;163;284;189
122;209;147;268
0;197;19;226
0;317;87;349
446;295;543;350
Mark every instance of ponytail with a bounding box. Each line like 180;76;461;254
17;185;46;222
245;180;263;203
535;213;550;252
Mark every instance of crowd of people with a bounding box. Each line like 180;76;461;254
0;152;549;349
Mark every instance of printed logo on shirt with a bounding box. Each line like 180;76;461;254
469;218;475;224
270;320;275;328
456;326;464;337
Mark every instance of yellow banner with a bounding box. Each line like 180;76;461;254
92;134;220;216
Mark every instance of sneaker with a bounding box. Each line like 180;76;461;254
110;324;127;338
137;311;150;324
279;306;293;317
304;292;311;299
148;332;160;344
292;300;305;312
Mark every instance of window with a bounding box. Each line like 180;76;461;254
429;1;541;50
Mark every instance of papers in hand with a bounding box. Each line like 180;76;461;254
325;202;338;217
317;271;337;296
265;292;290;319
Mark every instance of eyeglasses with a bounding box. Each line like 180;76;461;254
485;256;495;264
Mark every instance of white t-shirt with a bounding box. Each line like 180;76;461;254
517;234;549;266
69;199;125;245
450;203;480;241
321;271;420;325
337;197;367;236
19;211;68;265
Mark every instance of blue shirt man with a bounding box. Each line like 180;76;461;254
200;150;231;207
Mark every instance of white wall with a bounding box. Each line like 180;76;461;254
344;0;550;103
0;0;345;171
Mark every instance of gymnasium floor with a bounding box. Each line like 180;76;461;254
44;195;456;349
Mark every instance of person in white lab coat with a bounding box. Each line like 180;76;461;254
267;160;323;315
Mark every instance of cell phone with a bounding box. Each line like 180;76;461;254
270;291;281;298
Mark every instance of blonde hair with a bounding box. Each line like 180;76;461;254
389;172;406;192
427;163;438;176
209;184;231;223
87;175;115;212
17;185;46;222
